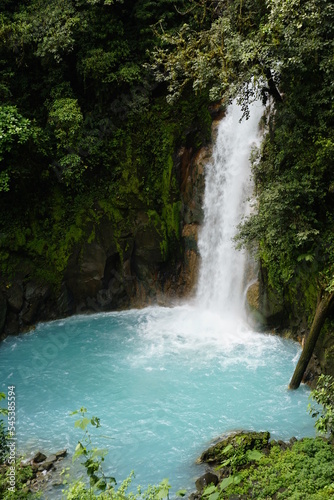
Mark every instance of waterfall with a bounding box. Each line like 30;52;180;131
196;101;264;316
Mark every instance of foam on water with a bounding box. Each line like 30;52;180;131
0;307;314;498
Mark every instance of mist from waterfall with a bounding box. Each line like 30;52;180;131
196;101;264;316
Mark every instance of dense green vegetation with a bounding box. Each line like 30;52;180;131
0;0;211;289
202;437;334;499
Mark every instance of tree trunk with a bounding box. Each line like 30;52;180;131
289;291;334;390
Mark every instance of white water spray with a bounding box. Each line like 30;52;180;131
196;101;264;316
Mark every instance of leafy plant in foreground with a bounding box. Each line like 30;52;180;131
201;438;334;499
62;407;184;499
0;392;8;465
309;374;334;437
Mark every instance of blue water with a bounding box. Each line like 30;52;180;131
0;305;314;497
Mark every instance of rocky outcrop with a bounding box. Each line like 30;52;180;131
190;431;271;499
246;280;286;329
197;430;270;464
18;449;68;495
0;279;52;340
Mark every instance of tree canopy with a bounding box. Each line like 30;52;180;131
0;0;213;285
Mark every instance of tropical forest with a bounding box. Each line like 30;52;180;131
1;0;334;498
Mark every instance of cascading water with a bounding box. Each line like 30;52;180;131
197;101;263;314
0;101;315;499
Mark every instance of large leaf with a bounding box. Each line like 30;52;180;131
247;449;264;462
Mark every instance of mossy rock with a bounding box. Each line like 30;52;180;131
198;431;270;464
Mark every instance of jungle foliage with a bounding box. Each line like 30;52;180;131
0;0;212;286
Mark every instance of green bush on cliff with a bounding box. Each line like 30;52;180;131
309;374;334;437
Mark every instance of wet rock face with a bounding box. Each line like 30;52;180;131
20;283;50;325
65;242;107;301
1;280;52;339
133;222;164;281
7;282;24;313
178;145;207;226
245;280;286;329
174;143;211;298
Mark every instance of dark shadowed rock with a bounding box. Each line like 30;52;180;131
189;494;201;500
32;451;47;463
38;461;54;472
7;282;24;312
0;290;7;335
195;472;219;492
96;288;113;309
3;311;19;336
25;282;50;302
133;222;164;281
66;242;106;300
57;283;74;316
55;449;67;459
20;300;40;325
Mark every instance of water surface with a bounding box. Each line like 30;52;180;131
0;306;314;497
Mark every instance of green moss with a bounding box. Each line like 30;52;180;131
199;431;270;464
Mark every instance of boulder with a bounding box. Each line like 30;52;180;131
55;449;67;459
195;472;219;492
198;431;270;464
38;461;53;472
32;451;47;463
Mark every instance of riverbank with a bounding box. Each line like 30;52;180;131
189;430;334;499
